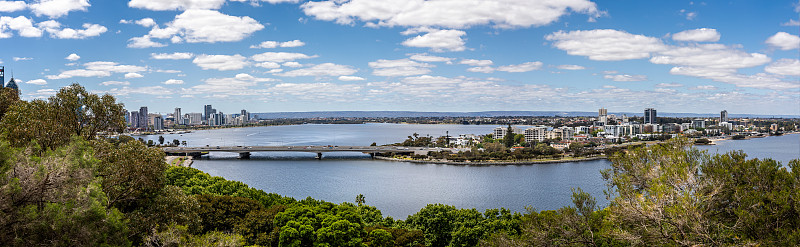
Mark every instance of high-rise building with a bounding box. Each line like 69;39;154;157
174;108;182;125
130;111;139;128
187;113;202;125
139;106;148;131
644;108;657;124
720;110;728;123
5;77;18;93
153;116;164;130
598;108;608;125
204;105;213;120
0;66;4;89
241;109;249;123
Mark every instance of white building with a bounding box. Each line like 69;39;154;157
493;126;523;140
524;126;548;142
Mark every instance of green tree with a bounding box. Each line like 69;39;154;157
366;229;394;247
503;125;515;148
159;135;165;145
172;139;180;146
0;87;20;121
356;194;366;206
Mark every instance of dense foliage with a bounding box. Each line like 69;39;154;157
1;84;798;246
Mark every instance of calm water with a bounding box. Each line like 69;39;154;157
696;134;800;165
143;124;799;218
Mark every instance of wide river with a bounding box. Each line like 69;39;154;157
144;124;799;218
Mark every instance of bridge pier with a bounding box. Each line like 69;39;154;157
369;153;375;159
315;152;322;159
238;152;251;159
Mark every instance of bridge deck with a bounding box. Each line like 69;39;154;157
162;145;447;155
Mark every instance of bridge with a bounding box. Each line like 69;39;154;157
162;145;450;159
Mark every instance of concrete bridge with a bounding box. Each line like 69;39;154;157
162;145;448;159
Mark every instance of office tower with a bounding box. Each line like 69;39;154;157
241;109;249;123
720;110;728;123
598;108;608;124
204;105;213;120
130;111;139;128
174;108;182;125
153;116;164;130
644;108;657;124
139;106;148;131
0;66;4;88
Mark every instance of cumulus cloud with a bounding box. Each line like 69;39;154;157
466;66;495;73
30;0;89;18
369;58;434;77
106;86;173;96
251;39;306;48
46;61;146;79
0;16;42;38
0;1;27;12
25;79;46;85
672;28;720;42
765;32;800;50
251;52;317;62
254;62;281;69
655;83;683;87
300;0;600;29
650;44;770;70
124;72;144;79
338;75;365;81
459;59;493;66
129;0;299;11
65;53;80;61
130;9;263;47
496;61;543;72
184;73;277;96
101;81;130;86
557;64;586;70
604;74;648;82
38;21;108;39
670;67;797;90
151;52;194;60
281;61;303;67
192;54;249;71
163;79;184;85
135;18;157;27
278;63;357;77
545;29;667;61
13;57;32;61
408;53;453;64
765;59;800;76
401;28;466;52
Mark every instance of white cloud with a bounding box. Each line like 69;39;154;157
101;81;130;86
401;29;466;52
30;0;89;18
192;54;249;71
46;61;146;80
269;82;362;100
338;75;365;81
184;73;276;96
692;85;717;90
604;74;648;82
466;66;495;73
545;29;667;61
39;21;108;39
151;52;194;60
300;0;600;29
765;59;800;76
107;86;173;96
25;79;46;85
163;79;184;85
369;58;434;77
250;39;306;48
124;72;144;78
133;9;263;46
47;69;111;79
782;19;800;26
496;61;543;72
156;69;182;73
127;35;166;48
765;32;800;50
282;61;303;68
135;18;157;27
655;83;683;87
29;88;57;98
255;62;281;69
0;1;27;12
650;44;770;70
670;67;798;90
672;28;720;42
557;64;586;70
13;57;32;61
128;0;228;11
278;63;357;77
65;53;80;61
0;16;42;38
408;53;453;64
459;59;493;66
251;52;317;62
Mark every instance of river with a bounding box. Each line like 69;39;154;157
143;124;799;218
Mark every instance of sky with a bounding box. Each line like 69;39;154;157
1;0;799;115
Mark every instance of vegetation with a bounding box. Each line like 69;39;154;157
1;84;798;246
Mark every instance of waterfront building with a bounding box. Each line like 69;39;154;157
153;116;164;131
552;126;576;140
662;123;682;133
139;107;148;131
644;108;657;124
598;108;608;125
148;113;160;127
719;122;733;130
130;111;140;128
524;126;548;142
203;105;213;121
493;126;522;140
681;123;692;131
174;108;182;125
187;113;202;125
692;119;706;129
241;109;249;123
770;123;779;132
720;110;728;123
5;77;19;94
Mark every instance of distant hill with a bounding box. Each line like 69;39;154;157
250;111;799;119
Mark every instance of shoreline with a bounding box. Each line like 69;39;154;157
165;156;193;167
373;155;606;165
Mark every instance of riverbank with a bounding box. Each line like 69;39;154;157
374;155;606;165
165;156;193;167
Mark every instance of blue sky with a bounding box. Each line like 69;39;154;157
1;0;799;115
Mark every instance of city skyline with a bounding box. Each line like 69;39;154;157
1;0;799;115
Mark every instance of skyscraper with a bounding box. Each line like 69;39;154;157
0;66;4;89
174;108;182;125
130;111;139;128
241;109;249;123
204;105;213;121
139;106;148;131
720;110;728;123
644;108;657;124
598;108;608;125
